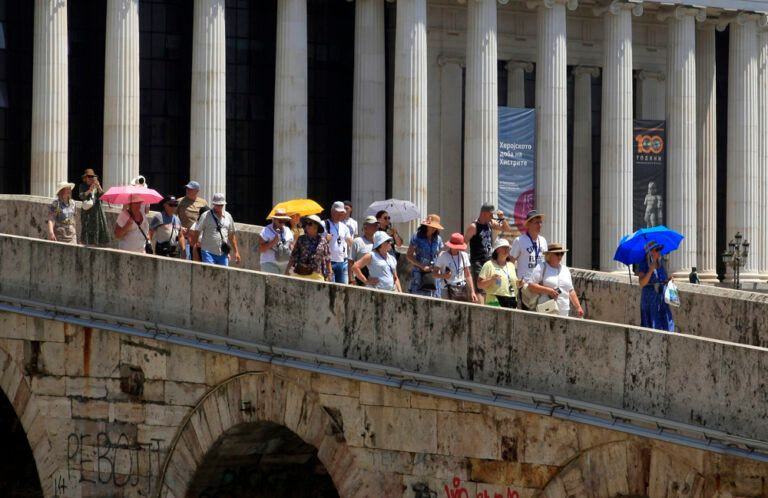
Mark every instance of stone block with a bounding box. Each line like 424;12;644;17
0;235;32;298
317;393;365;447
164;381;207;407
189;263;230;335
137;424;177;447
227;268;266;342
39;341;67;376
91;249;159;321
359;383;411;408
35;394;72;419
71;399;110;421
152;258;192;327
436;411;500;460
204;353;240;385
144;403;191;427
66;377;108;399
363;406;437;453
517;416;579;467
113;401;145;424
311;372;359;397
120;340;169;380
31;375;66;396
166;346;207;384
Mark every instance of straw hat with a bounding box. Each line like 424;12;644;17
543;243;569;255
56;182;75;195
270;208;291;221
445;233;467;251
421;214;444;231
524;210;544;225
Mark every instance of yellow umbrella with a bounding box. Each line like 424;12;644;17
267;199;324;219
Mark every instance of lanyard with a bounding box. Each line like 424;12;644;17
527;233;540;261
451;254;463;274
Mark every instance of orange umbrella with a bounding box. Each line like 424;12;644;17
267;199;324;219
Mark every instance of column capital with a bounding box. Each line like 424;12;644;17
636;69;665;81
437;54;465;67
718;11;764;28
505;60;533;72
572;65;600;78
594;0;642;18
656;6;706;23
526;0;577;11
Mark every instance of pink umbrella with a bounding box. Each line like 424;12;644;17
101;185;164;205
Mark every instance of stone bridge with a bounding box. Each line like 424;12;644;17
1;198;768;496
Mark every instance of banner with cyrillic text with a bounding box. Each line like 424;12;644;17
633;120;666;231
498;107;536;229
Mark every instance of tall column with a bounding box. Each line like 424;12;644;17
273;0;308;201
438;55;464;234
534;0;572;245
393;0;428;226
635;70;666;120
599;1;641;271
696;23;718;282
103;0;140;189
190;0;226;203
463;0;498;227
571;66;599;269
506;61;532;108
758;25;768;277
726;14;760;281
31;0;68;197
665;7;700;277
352;0;386;215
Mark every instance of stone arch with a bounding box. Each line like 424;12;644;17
0;344;47;496
159;371;393;497
540;439;705;498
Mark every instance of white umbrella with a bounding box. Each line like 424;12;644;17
363;199;421;224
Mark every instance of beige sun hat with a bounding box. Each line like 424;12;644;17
55;182;75;196
270;207;292;221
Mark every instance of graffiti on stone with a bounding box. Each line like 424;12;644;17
443;476;520;498
62;431;163;495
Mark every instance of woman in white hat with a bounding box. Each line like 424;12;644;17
285;215;332;281
47;181;78;244
476;238;519;308
528;243;583;317
352;231;401;292
114;194;151;253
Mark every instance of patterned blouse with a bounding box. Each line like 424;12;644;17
48;199;76;225
290;234;331;277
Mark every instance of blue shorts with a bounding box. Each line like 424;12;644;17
331;260;348;284
201;250;229;266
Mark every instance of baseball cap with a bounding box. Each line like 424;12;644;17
185;181;201;190
480;203;495;213
363;215;378;225
211;193;227;205
332;201;346;213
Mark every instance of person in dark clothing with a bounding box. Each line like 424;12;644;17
463;203;513;303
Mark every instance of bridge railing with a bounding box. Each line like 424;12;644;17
2;232;768;446
4;194;768;347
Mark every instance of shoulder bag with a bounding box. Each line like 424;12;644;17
209;211;231;255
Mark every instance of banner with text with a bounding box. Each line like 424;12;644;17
498;107;536;229
633;120;666;231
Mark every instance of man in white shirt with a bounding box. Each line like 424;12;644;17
343;201;358;238
348;215;378;284
510;210;548;310
326;201;353;283
191;193;241;266
259;208;294;274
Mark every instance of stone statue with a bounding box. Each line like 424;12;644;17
643;181;663;228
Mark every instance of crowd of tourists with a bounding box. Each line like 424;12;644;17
45;170;677;324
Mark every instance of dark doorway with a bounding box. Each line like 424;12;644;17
188;421;338;498
0;389;42;497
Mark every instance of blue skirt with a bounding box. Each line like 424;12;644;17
640;287;674;332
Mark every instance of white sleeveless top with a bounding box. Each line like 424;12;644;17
367;251;397;290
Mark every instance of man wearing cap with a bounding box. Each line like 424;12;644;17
191;193;241;266
510;210;549;310
258;208;295;274
343;201;358;238
149;195;185;258
464;203;513;302
325;201;353;284
177;181;208;259
348;215;379;285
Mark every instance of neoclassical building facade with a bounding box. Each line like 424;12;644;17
4;0;768;279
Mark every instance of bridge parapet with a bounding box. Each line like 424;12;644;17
2;232;768;449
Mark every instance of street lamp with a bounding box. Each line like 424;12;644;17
721;232;749;289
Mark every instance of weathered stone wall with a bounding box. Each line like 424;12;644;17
0;311;766;498
572;268;768;346
2;233;768;449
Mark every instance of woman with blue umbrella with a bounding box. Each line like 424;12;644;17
614;225;682;332
637;241;674;331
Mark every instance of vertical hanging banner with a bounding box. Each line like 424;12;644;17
498;107;536;228
633;120;666;231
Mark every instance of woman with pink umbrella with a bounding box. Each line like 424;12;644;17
104;185;162;254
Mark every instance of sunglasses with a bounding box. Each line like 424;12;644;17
86;175;97;179
552;253;564;258
167;203;179;207
382;216;391;221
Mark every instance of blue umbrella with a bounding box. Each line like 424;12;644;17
613;225;684;266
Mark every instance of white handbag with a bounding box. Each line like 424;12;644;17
82;196;94;211
536;299;559;314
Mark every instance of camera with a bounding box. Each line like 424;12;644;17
220;241;231;255
144;241;153;255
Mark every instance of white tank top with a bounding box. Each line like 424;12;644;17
367;251;397;290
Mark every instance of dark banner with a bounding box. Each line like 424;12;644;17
633;120;666;231
498;107;536;229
